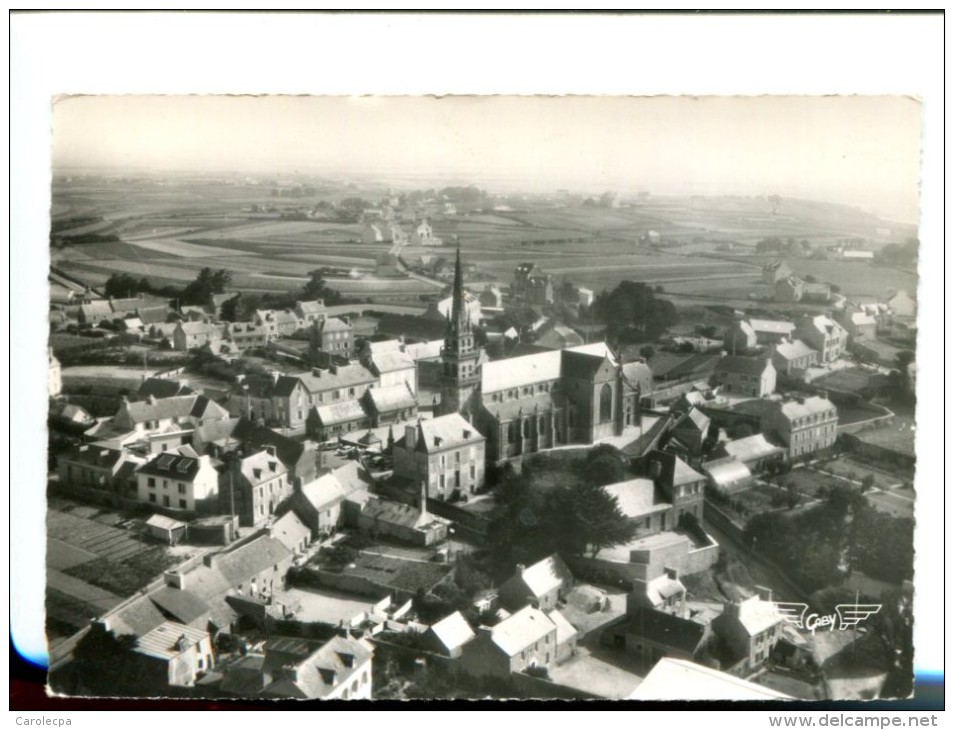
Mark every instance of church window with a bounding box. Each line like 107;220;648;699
599;383;613;422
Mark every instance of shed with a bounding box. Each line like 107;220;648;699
145;513;188;545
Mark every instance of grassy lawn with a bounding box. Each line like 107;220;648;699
63;547;181;598
813;457;906;491
770;468;841;499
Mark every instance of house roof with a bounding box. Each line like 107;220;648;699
137;306;172;325
535;325;584;350
510;555;571;600
138;452;204;481
715;355;771;377
848;311;877;327
295;300;326;316
270;511;311;552
297;364;377;394
104;594;168;637
134;620;209;660
300;473;348;511
137;378;193;400
603;478;669;519
779;396;835;420
177;321;219;336
235;450;287;486
317;316;351;334
489;605;556;656
120;394;229;425
145;513;188;532
312;399;368;427
220;654;268;696
214;535;292;588
60;445;127;470
261;636;373;700
643;573;687;606
799;314;847;337
621;361;653;394
398;413;485;454
722;434;785;462
748;318;795;335
625;607;707;655
546;609;578;645
702;457;752;488
80;301;113;318
481;392;559;422
649;450;705;487
149;586;211;625
370;349;415;374
402;339;444;361
332;461;373;494
773;339;817;361
676;407;710;434
192;417;242;448
728;596;783;636
429;611;476;653
628;657;790;700
365;383;417;414
561;350;612;380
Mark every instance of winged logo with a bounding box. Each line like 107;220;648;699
835;604;882;630
774;602;810;629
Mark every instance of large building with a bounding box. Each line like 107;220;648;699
794;315;849;364
392;413;486;500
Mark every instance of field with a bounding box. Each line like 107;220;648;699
50;176;917;306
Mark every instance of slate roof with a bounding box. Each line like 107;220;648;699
402;339;444;361
629;658;790;700
138;452;204;481
295;300;326;317
625;606;707;655
220;654;268;696
428;611;476;654
332;461;374;494
120;394;229;424
300;473;348;511
722;434;785;462
317;316;351;334
213;535;292;588
715;355;771;376
297;364;377;394
643;573;687;606
547;609;578;646
235;450;287;486
603;478;670;519
59;445;126;470
370;349;415;374
365;383;417;414
773;339;817;361
622;361;653;394
261;636;373;700
727;596;783;636
778;396;836;420
481;392;559;421
134;621;209;660
398;413;485;454
104;594;168;637
376;314;447;342
535;325;584;350
149;585;212;625
676;408;711;434
312;399;368;427
270;511;311;552
144;514;188;532
481;350;562;393
137;378;194;400
509;555;571;599
358;496;448;531
489;605;556;656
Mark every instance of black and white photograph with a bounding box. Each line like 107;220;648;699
40;93;922;703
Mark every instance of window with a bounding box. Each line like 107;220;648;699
470;464;476;480
178;483;186;494
599;383;613;422
179;499;187;509
148;494;157;503
163;496;170;507
147;477;156;488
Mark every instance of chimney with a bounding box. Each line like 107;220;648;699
516;563;526;576
405;424;417;451
164;570;186;590
148;394;158;405
664;567;680;581
755;585;774;602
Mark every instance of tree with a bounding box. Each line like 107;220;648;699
336;197;371;222
562;480;637;557
103;273;142;299
302;270;343;305
860;475;875;493
220;293;261;323
593;280;679;343
181;267;231;306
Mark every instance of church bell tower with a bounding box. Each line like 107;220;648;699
439;246;481;417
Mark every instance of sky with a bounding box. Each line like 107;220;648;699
52;95;922;224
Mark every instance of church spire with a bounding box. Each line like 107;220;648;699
449;243;470;336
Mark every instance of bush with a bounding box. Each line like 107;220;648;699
525;665;550;679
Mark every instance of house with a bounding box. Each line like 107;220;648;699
547;608;579;663
227;420;320;487
795;315;849;364
838;308;878;341
48;401;97;435
312;317;354;360
307;400;371;442
885;289;917;318
257;635;374;700
702;456;753;495
224;321;270;350
498;554;574;612
616;606;711;669
479;284;503;309
254;309;302;338
627;568;687;616
712;596;783;671
712;355;776;398
49;348;62;397
670;407;712;457
762;260;793;285
627;657;791;701
770;339;819;377
747;318;796;346
285;472;350;539
512;263;554;305
364;347;417;394
78;299;114;326
392;414;486;499
775;276;804;303
131;621;215;687
137;378;194;400
603;478;676;537
294;300;327;326
410;218;442;247
535;325;584;350
458;605;559;679
645;450;706;525
717;433;787;474
423;611;476;658
269;510;311;555
723;319;757;353
351;494;450;547
145;513;189;545
113;394;230;439
431;291;482;327
362;383;418;427
57;445;147;503
172;321;224;351
137;451;220;514
732;395;838;459
277;364;378;430
221;449;293;527
576;287;594;308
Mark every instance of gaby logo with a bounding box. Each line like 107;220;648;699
774;602;882;635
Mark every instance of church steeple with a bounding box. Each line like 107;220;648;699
439;243;482;416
